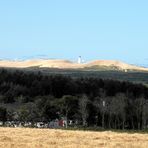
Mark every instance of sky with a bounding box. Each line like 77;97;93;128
0;0;148;66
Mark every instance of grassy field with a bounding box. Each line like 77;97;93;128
0;128;148;148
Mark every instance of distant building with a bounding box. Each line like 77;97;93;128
78;56;82;64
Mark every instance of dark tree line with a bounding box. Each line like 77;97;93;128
0;68;148;130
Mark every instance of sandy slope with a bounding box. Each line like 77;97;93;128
86;60;148;71
0;59;148;71
0;59;82;69
0;128;148;148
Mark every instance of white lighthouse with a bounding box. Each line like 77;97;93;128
78;56;82;64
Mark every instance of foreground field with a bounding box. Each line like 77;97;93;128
0;128;148;148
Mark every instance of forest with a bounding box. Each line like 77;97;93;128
0;68;148;130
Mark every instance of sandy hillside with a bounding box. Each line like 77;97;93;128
86;60;148;71
0;59;83;69
0;128;148;148
0;59;148;71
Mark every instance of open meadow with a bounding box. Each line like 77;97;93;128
0;128;148;148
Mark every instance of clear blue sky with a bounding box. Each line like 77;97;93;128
0;0;148;65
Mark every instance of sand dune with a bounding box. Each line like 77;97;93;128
0;59;147;71
86;60;148;71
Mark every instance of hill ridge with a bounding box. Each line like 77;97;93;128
0;59;147;72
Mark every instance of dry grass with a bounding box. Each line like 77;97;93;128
0;128;148;148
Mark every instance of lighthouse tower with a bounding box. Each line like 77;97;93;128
78;56;82;64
